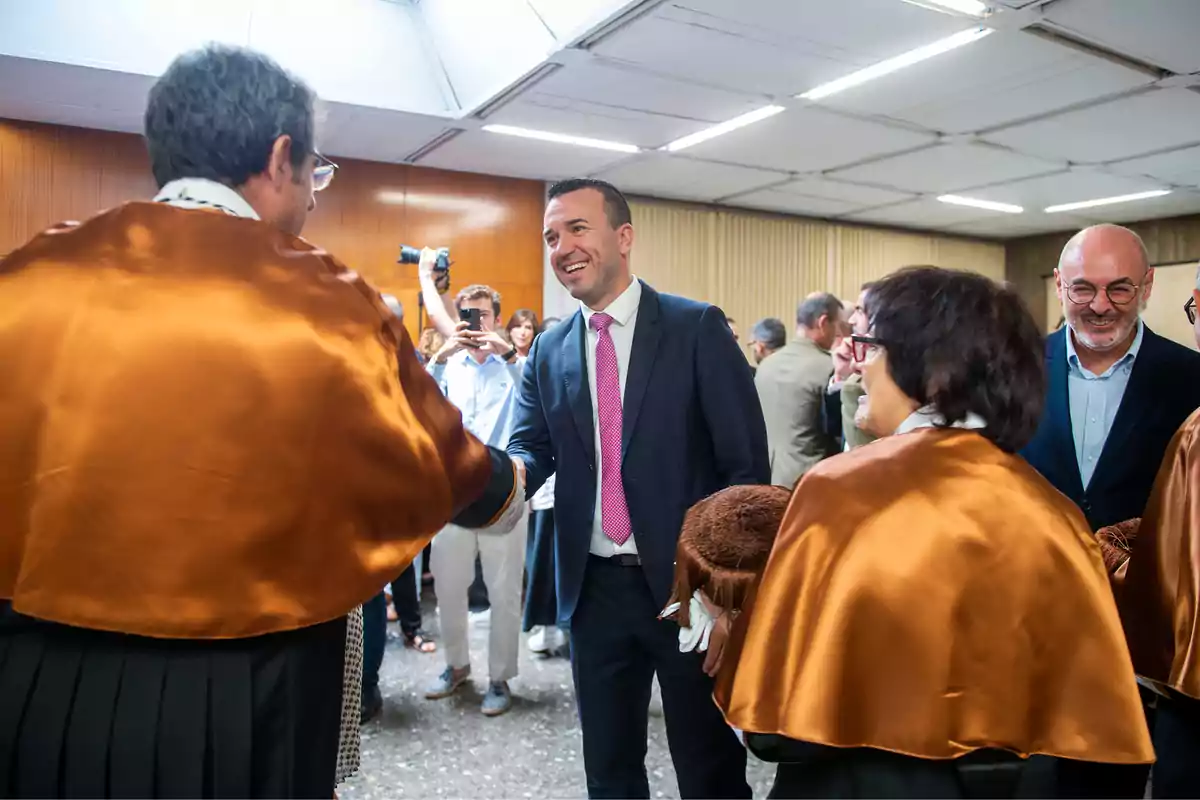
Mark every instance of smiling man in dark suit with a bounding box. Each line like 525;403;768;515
1021;224;1200;531
507;178;768;798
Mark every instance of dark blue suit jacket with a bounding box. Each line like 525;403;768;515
1021;325;1200;530
508;281;770;622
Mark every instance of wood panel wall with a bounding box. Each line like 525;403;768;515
0;119;546;338
1005;214;1200;331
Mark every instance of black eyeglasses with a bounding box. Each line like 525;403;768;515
1187;296;1197;325
850;334;884;363
1064;281;1141;306
312;151;339;192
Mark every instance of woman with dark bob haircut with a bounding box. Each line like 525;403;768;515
695;268;1154;798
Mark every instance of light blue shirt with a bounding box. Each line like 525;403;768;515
1065;321;1143;489
427;351;522;449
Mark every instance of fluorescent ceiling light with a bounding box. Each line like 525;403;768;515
900;0;989;17
1044;189;1172;214
798;26;994;101
937;194;1023;214
481;124;639;154
663;105;787;153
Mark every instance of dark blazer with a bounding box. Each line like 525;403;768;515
1021;325;1200;530
508;281;770;621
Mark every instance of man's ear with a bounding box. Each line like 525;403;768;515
618;223;635;256
266;134;294;188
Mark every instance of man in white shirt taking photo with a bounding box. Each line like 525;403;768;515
424;283;528;717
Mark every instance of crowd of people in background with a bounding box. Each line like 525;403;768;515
6;41;1200;800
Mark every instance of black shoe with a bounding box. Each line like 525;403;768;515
360;684;383;724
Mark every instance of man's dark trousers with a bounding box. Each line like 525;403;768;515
572;556;750;799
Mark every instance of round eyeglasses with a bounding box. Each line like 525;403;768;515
313;151;339;192
1186;296;1196;325
1064;281;1141;306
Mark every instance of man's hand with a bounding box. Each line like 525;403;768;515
432;321;474;363
466;329;515;360
418;247;452;293
831;337;856;383
418;247;440;283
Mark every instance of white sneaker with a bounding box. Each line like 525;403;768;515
527;625;547;653
543;626;565;652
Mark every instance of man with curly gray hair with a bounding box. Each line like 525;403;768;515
0;44;521;798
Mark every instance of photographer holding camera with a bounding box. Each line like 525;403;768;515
421;272;527;717
412;246;460;341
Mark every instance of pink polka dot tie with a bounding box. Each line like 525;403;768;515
589;312;632;546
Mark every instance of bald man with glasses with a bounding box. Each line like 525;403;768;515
1021;224;1200;532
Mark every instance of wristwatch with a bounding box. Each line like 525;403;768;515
501;347;519;363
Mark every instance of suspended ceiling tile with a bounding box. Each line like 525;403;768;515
828;143;1064;194
678;106;937;173
591;12;849;98
593;154;786;202
966;169;1171;211
726;189;867;218
818;30;1155;134
1107;145;1200;189
1066;189;1200;225
982;88;1200;164
843;197;994;230
320;104;455;164
942;212;1096;239
1042;0;1200;74
771;176;914;206
533;58;763;125
485;94;701;150
670;0;972;67
418;128;632;181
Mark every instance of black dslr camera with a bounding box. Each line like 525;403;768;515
399;245;450;272
399;245;451;293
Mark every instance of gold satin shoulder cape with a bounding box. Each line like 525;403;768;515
715;428;1153;765
0;203;491;638
1119;408;1200;699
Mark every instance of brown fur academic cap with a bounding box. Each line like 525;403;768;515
667;484;791;627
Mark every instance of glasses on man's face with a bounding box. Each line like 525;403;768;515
1064;280;1140;306
1186;296;1197;325
312;151;339;192
850;334;884;363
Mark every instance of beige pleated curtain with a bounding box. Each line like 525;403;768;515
629;198;1005;344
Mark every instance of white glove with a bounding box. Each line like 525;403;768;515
660;591;716;653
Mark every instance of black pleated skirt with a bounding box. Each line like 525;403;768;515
522;507;558;631
0;609;346;799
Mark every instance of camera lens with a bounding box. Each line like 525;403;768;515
398;245;420;264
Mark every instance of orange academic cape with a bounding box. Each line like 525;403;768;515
0;202;505;639
715;428;1154;765
1118;408;1200;700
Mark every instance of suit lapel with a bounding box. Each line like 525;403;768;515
1093;327;1158;481
621;282;661;460
562;312;596;466
1046;330;1085;498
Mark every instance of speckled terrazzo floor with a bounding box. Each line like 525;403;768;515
338;592;776;799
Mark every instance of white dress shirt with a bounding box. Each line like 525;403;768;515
581;277;642;556
153;178;261;220
427;351;521;449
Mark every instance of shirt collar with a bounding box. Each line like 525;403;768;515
895;406;988;436
154;178;261;220
1065;319;1144;375
581;277;642;328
